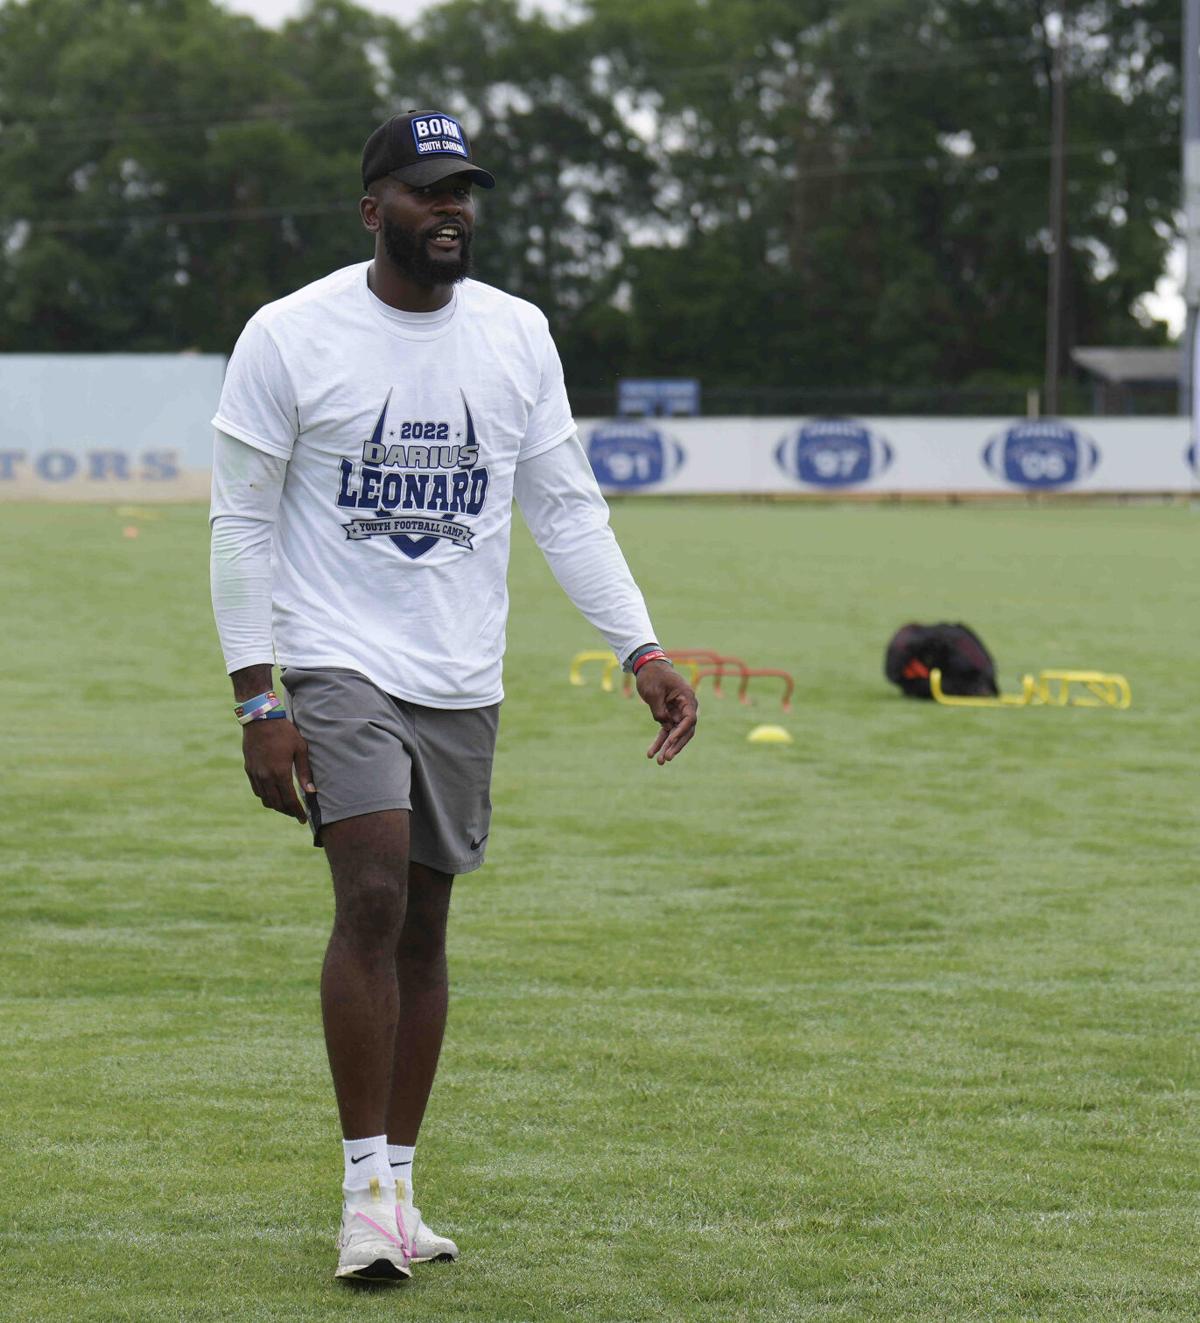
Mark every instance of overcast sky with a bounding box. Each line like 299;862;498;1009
222;0;430;23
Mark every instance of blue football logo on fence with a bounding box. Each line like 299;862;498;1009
983;421;1099;489
774;420;893;488
585;424;684;489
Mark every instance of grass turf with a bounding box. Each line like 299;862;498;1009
0;499;1197;1321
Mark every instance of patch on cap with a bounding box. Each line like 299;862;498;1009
410;114;469;159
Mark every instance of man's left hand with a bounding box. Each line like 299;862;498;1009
636;662;698;765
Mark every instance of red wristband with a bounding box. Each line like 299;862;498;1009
631;648;669;675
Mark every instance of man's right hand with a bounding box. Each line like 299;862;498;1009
242;719;316;823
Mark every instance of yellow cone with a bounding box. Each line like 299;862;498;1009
747;724;793;745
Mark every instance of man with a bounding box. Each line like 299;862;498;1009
209;110;697;1284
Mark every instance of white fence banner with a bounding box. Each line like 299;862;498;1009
577;416;1198;496
0;354;224;500
1;355;1195;502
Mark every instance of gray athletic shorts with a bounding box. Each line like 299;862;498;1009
279;667;499;875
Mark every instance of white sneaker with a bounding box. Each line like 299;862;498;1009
335;1178;412;1282
395;1186;459;1263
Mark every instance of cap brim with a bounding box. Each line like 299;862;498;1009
387;158;496;190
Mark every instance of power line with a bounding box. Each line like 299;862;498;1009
0;97;380;139
4;200;357;231
0;134;1173;234
0;21;1179;145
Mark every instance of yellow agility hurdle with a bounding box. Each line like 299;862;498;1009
569;651;617;689
930;668;1130;709
569;649;702;694
928;670;1035;707
1034;670;1131;709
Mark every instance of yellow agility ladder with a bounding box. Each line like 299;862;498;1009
930;668;1131;709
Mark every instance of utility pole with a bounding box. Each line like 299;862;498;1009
1182;0;1200;419
1044;11;1068;417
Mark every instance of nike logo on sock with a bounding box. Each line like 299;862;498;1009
349;1152;374;1164
470;833;488;850
390;1160;412;1168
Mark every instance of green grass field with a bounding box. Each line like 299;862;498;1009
2;499;1198;1322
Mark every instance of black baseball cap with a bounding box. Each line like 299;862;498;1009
361;111;496;191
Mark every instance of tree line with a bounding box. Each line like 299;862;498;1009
0;0;1179;407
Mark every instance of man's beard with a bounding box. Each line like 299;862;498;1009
381;215;473;287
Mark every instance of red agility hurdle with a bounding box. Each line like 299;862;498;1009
570;646;794;710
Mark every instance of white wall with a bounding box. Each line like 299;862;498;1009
0;354;224;500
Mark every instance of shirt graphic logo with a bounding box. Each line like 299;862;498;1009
335;389;489;559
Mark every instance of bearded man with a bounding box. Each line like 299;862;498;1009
208;109;697;1284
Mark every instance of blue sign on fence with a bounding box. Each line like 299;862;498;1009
585;423;685;489
982;420;1100;489
617;378;700;417
774;420;894;488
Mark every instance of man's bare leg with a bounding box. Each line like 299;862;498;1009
320;809;411;1138
386;862;454;1145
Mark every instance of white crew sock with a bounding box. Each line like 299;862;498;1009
387;1143;416;1201
342;1135;391;1192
